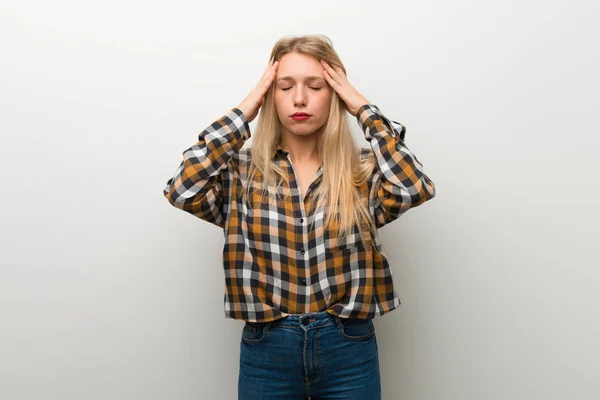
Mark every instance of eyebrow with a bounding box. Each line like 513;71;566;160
276;76;325;83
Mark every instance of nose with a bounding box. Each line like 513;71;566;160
293;86;307;107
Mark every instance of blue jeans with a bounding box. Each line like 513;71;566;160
238;310;381;399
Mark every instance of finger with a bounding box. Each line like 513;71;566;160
259;61;278;87
258;63;279;92
266;61;279;84
265;58;275;70
267;60;279;79
320;60;342;82
260;62;271;79
329;64;346;82
322;68;340;90
332;65;346;78
260;60;278;82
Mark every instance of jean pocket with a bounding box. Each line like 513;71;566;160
338;318;375;341
241;321;269;344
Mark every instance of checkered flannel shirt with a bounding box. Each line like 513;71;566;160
163;104;436;322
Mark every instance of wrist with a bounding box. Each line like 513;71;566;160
237;104;249;118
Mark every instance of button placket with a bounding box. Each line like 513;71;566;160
287;154;311;305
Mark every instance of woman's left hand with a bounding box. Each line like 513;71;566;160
321;59;370;116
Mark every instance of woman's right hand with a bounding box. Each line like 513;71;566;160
237;59;279;123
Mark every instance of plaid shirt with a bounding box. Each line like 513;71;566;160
163;104;436;322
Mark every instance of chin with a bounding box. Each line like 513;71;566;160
281;124;311;135
292;128;319;136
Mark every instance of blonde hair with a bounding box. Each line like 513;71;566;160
244;34;378;242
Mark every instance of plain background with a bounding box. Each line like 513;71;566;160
1;0;598;399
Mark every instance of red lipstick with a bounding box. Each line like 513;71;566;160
291;112;311;121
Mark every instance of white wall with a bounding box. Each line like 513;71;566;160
1;0;598;399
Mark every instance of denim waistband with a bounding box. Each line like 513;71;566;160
277;310;337;328
247;311;371;331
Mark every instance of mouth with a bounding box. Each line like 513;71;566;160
291;112;312;121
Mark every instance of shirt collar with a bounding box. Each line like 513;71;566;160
271;141;289;160
270;142;324;188
271;141;324;173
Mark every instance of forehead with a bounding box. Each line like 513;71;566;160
276;52;323;79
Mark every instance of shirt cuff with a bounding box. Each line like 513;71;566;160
224;107;252;141
356;104;406;142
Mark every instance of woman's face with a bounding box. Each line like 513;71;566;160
274;52;333;138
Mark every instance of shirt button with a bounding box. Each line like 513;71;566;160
300;246;305;254
301;278;307;284
300;218;304;223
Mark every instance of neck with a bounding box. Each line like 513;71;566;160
280;130;322;166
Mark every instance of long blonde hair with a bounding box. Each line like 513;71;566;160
244;34;378;242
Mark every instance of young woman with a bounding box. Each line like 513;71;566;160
163;34;436;400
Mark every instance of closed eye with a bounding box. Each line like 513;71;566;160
281;87;322;91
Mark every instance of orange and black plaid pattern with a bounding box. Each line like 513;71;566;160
163;104;436;322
